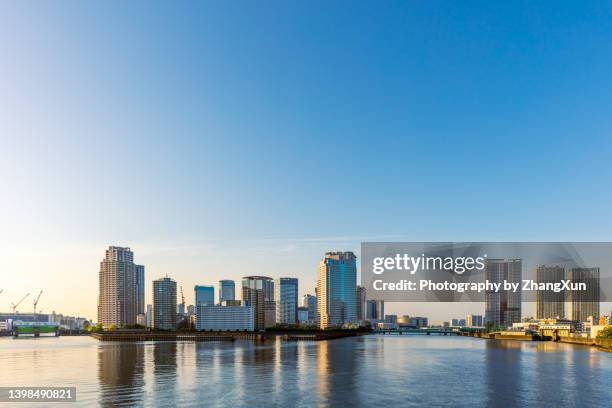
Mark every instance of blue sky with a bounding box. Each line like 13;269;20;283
1;2;612;320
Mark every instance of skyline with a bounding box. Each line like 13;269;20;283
3;2;612;321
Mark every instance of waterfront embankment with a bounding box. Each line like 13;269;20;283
458;330;612;351
90;330;362;342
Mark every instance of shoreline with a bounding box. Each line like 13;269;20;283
457;331;612;352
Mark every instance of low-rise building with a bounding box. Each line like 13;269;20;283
196;305;254;331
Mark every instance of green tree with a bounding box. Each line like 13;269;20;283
596;326;612;339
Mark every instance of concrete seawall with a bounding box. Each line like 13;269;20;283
559;336;612;351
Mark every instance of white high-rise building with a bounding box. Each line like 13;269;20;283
317;251;357;329
97;246;137;328
153;276;177;330
145;304;153;328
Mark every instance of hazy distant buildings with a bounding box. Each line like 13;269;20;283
568;267;600;322
466;314;483;327
219;280;236;303
195;305;254;331
449;318;466;326
194;285;215;306
317;251;357;329
97;246;137;328
242;276;274;330
535;265;565;319
146;304;153;328
485;259;522;329
356;286;367;321
275;278;298;324
135;265;145;316
153;276;177;330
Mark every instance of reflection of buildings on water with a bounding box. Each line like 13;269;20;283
485;340;523;406
98;343;144;406
315;339;359;407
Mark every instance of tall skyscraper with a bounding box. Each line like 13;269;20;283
275;278;298;324
485;259;522;329
568;267;600;322
135;264;145;316
194;285;215;306
219;280;236;303
302;294;317;324
241;276;273;330
356;285;367;321
153;276;177;330
317;251;357;329
98;246;137;327
535;265;565;319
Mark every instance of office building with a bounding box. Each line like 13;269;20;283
242;276;274;330
153;276;177;330
195;305;254;331
97;246;137;327
409;316;428;328
385;315;398;324
194;285;215;306
219;280;236;303
303;294;317;324
568;267;600;322
135;265;145;316
449;318;466;326
466;314;483;327
275;278;299;324
264;301;276;327
297;307;309;323
366;300;384;321
356;285;367;321
535;265;565;319
317;251;357;328
485;259;522;329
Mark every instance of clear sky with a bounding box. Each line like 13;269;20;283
1;2;612;322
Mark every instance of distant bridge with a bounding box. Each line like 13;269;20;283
373;327;487;336
373;327;458;335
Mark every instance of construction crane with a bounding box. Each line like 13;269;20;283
33;290;43;314
10;293;30;314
